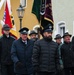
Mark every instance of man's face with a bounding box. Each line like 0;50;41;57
30;34;37;39
20;34;28;41
56;38;62;44
3;30;10;35
64;36;71;43
43;32;52;38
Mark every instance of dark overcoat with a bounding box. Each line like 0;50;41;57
11;38;34;74
0;34;15;65
60;42;74;68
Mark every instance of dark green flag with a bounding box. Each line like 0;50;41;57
32;0;40;22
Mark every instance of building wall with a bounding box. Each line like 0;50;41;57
0;0;74;38
52;0;74;36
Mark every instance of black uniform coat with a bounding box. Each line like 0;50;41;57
11;38;34;74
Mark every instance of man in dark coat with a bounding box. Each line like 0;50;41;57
0;24;15;75
11;27;34;75
60;32;74;75
71;36;74;52
32;24;60;75
54;34;65;75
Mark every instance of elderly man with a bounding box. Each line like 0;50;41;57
60;32;74;75
11;27;34;75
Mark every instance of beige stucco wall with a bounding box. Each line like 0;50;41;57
0;0;39;37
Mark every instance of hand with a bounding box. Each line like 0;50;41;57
16;62;23;69
34;66;39;72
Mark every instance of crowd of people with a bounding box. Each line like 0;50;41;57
0;24;74;75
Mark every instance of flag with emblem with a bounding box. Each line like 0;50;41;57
32;0;54;29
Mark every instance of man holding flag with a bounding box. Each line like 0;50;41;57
32;24;60;75
0;24;15;75
0;0;17;75
32;1;60;75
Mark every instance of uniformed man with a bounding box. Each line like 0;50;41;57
11;27;34;75
32;24;60;75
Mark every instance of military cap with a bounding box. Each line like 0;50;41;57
19;27;29;34
3;24;10;31
42;23;53;33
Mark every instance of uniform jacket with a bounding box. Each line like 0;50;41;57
11;38;34;74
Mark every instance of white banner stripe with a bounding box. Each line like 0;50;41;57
0;0;5;10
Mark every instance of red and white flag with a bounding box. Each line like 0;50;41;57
2;0;17;39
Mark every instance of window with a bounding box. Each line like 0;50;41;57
20;0;27;8
56;21;66;37
56;21;66;42
60;26;65;37
59;24;65;36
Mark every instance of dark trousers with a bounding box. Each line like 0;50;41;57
64;67;74;75
16;74;33;75
1;64;15;75
35;72;56;75
56;69;65;75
